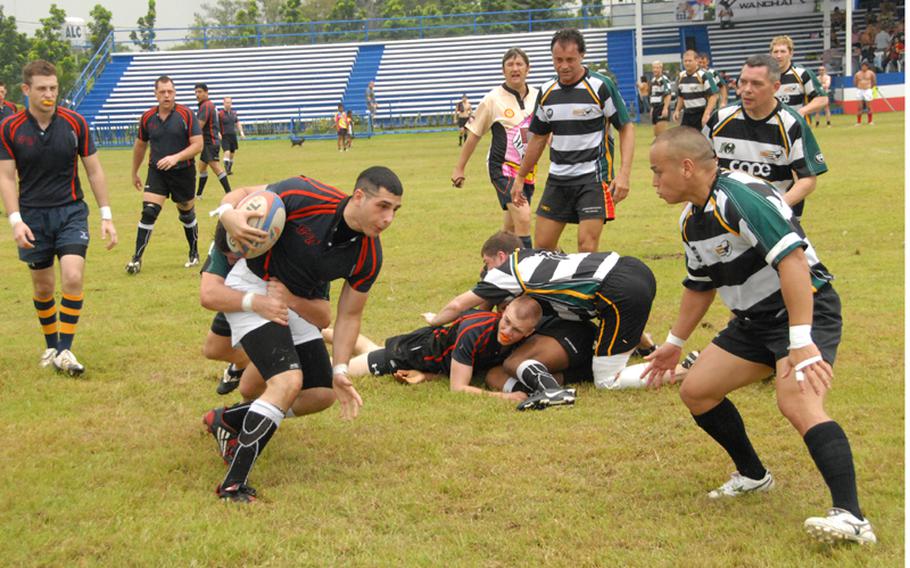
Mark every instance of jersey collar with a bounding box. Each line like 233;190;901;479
501;83;529;109
558;67;590;89
327;196;361;248
742;100;782;125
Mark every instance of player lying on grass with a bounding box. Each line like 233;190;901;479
428;231;656;410
344;296;543;401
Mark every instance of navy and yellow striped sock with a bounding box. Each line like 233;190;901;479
34;295;58;350
58;293;84;351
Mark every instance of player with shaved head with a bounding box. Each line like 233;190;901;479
644;127;875;546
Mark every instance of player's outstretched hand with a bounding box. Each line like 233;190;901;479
333;373;363;420
252;293;289;326
510;177;527;207
394;369;429;385
220;207;268;251
780;343;833;397
451;166;466;188
421;312;436;325
610;172;631;204
12;220;35;249
641;343;682;389
101;219;118;250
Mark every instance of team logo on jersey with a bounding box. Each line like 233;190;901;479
815;152;825;164
760;149;784;161
729;160;772;177
504;108;515;118
546;108;554;118
572;106;596;117
714;239;732;257
295;224;320;245
720;142;736;154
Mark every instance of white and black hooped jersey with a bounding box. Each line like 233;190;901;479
677;69;718;111
529;69;631;185
649;74;673;106
775;64;823;111
705;101;827;194
473;249;621;321
679;170;832;319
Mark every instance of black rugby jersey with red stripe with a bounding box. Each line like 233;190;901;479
197;99;220;145
247;176;383;298
0;107;95;208
138;104;200;169
0;100;17;121
414;310;508;374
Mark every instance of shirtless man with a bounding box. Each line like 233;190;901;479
853;61;876;126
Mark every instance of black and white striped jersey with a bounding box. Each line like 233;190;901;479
705;101;827;195
473;249;621;321
649;74;673;107
677;69;718;111
679;170;832;319
529;68;630;184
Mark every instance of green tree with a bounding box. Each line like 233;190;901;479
0;7;30;104
87;4;113;53
235;0;262;46
326;0;364;41
29;4;80;96
130;0;158;52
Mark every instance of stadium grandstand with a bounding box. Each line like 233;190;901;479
71;4;902;145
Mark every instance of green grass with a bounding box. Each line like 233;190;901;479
0;112;903;566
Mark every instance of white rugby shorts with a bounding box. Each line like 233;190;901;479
859;88;874;102
224;258;322;347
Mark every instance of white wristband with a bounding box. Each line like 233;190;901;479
8;212;22;227
789;325;813;350
241;291;256;313
665;331;686;348
100;206;112;220
333;364;349;376
210;203;233;218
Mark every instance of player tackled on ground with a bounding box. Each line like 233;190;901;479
126;75;204;274
205;166;403;502
194;83;232;198
0;60;118;375
510;28;634;253
705;55;827;221
644;127;876;545
429;231;656;410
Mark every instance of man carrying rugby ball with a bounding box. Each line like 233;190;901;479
205;167;403;502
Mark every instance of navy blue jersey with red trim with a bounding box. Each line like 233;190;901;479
218;109;239;135
419;310;508;374
246;176;383;298
0;108;96;208
0;101;18;122
138;104;200;169
197;99;220;145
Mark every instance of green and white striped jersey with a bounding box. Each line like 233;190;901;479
776;64;823;112
679;170;832;319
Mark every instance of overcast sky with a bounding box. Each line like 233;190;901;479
4;0;209;33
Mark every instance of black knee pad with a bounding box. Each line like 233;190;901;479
140;201;162;225
178;206;196;226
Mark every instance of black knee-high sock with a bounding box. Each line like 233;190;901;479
222;400;283;489
133;224;153;260
178;209;198;257
517;360;562;392
196;172;208;196
804;421;864;519
218;171;232;193
222;401;252;431
693;398;766;480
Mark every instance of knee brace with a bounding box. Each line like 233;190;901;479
140;201;162;227
178;206;197;227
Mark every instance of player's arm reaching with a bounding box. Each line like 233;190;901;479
642;287;715;387
451;132;482;187
776;247;832;396
331;282;367;420
427;290;490;326
266;279;331;329
200;270;289;325
449;360;521;400
782;176;817;208
81;153;117;249
130;138;149;192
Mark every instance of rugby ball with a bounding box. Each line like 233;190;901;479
227;190;286;259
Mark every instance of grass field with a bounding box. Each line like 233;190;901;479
0;112;903;566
